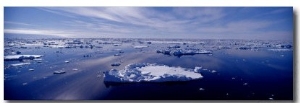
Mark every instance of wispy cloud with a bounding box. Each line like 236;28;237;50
4;21;31;26
196;20;272;33
5;7;293;40
4;28;74;37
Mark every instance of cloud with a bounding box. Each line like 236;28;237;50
195;20;272;34
42;7;190;32
6;7;292;40
172;7;226;23
4;21;31;26
4;28;73;37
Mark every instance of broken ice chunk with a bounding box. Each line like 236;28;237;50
28;69;34;71
53;70;66;74
211;70;217;73
72;68;78;71
199;88;205;91
194;66;202;73
22;83;28;85
65;61;69;63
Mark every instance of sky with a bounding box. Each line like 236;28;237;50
4;7;293;40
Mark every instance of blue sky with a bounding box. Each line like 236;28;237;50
4;7;293;40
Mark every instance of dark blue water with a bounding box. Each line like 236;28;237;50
4;39;293;100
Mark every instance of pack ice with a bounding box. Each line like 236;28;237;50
103;63;203;82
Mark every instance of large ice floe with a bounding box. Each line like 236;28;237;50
157;49;212;57
103;63;203;83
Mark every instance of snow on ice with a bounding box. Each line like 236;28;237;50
103;63;203;83
4;55;43;61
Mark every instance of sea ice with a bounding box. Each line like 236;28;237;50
53;70;66;74
4;55;43;61
133;46;148;49
11;62;31;67
211;70;217;73
29;69;34;71
268;49;291;52
157;49;212;57
194;66;202;73
103;63;203;82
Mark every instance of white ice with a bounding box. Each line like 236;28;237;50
268;49;291;52
4;55;43;60
104;63;203;82
11;62;31;67
133;46;148;49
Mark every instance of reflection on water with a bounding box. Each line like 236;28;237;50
4;39;293;100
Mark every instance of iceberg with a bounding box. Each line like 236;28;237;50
103;63;203;83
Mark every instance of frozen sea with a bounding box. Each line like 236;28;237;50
4;38;293;100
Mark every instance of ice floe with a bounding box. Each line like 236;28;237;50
157;49;212;57
268;49;292;52
133;45;148;49
53;70;66;74
103;63;203;82
4;55;43;61
11;62;31;67
199;88;205;91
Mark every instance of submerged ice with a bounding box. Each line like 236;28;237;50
103;63;203;82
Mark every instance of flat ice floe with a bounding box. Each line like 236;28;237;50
11;62;31;67
4;55;43;60
103;63;203;82
268;49;292;52
133;45;148;49
157;49;212;57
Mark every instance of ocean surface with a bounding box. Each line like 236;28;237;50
4;38;293;100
